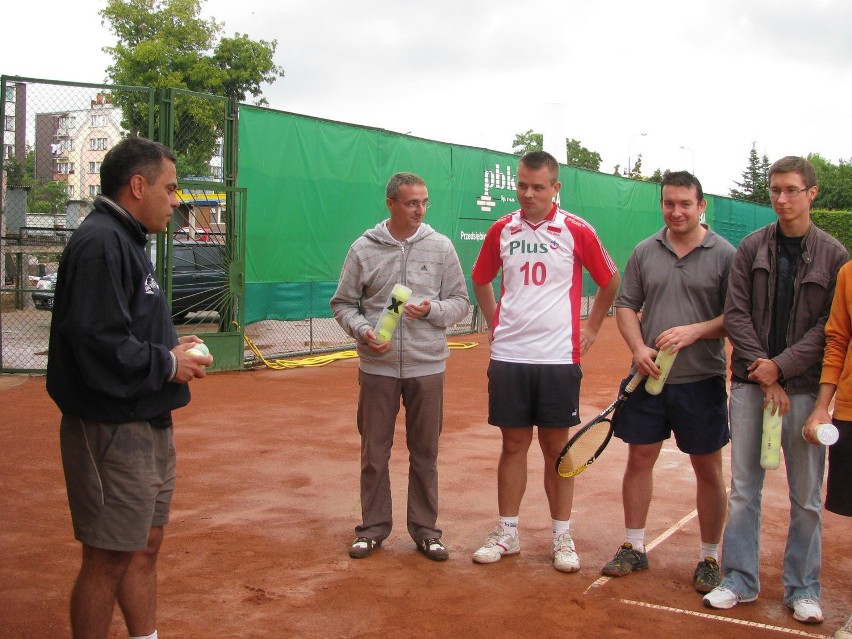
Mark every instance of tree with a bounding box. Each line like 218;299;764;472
566;139;601;171
730;142;770;203
29;181;70;215
808;153;852;211
512;130;602;172
512;130;542;156
100;0;285;176
3;147;67;213
629;154;644;179
3;157;28;187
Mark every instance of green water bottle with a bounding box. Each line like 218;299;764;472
760;401;782;470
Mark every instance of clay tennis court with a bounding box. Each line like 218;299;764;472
1;318;849;638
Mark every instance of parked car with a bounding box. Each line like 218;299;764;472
169;241;228;320
30;242;228;320
32;273;58;310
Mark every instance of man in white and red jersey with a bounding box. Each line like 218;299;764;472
470;151;620;573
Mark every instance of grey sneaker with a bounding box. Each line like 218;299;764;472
472;527;520;564
552;533;580;573
601;543;648;577
693;557;721;593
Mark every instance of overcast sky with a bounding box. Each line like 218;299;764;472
4;0;851;196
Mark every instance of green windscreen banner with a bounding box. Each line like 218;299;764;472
237;105;774;323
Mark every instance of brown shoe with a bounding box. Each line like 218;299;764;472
416;538;449;561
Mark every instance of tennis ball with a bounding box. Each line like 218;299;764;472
191;342;209;357
380;315;398;331
394;288;411;304
186;342;210;366
377;328;392;343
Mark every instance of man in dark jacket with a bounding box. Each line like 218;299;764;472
47;137;212;639
704;156;847;625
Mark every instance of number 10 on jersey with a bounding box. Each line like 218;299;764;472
520;261;547;286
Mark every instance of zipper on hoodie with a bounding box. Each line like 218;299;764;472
398;243;409;375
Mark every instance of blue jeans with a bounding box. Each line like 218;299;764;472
719;382;824;604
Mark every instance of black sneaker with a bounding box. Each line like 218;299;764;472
601;543;649;577
416;538;449;561
349;536;381;559
693;557;721;593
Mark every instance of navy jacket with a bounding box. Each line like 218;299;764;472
47;196;190;423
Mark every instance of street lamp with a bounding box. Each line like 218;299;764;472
627;133;647;177
679;145;695;174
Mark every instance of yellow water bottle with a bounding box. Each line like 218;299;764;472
374;284;412;344
645;347;678;395
760;400;782;470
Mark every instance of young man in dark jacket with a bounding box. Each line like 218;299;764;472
704;156;847;625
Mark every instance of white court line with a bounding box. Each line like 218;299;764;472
584;506;701;593
618;600;829;638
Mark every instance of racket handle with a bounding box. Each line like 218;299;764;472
374;284;412;344
624;370;646;392
645;347;678;395
760;401;782;470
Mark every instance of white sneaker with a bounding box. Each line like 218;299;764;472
552;533;580;573
472;527;520;564
703;586;758;610
788;598;823;624
834;613;852;639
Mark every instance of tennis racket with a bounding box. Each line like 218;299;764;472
555;371;646;478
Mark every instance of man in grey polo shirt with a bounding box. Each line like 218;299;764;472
600;171;736;594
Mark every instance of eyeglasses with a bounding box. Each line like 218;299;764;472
769;187;809;199
394;199;432;210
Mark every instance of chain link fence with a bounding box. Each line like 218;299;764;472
241;308;482;366
1;78;154;371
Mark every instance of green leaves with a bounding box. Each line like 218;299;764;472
99;0;284;176
729;142;770;203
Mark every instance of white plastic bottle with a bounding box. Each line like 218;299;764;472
760;401;782;470
645;347;678;396
802;422;840;446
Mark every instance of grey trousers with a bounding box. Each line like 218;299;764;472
355;370;444;543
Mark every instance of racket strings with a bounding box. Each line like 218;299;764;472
557;419;612;476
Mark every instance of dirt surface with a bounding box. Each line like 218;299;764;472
1;317;849;638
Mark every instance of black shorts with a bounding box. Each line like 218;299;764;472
826;418;852;517
613;375;729;455
487;360;582;428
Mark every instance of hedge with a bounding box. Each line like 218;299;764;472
812;209;852;258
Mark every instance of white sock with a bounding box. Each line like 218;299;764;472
700;542;719;562
625;528;645;553
130;632;157;639
552;519;571;538
499;516;519;536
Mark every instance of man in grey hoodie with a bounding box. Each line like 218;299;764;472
331;172;470;561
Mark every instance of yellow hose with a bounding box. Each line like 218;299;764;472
239;324;478;370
